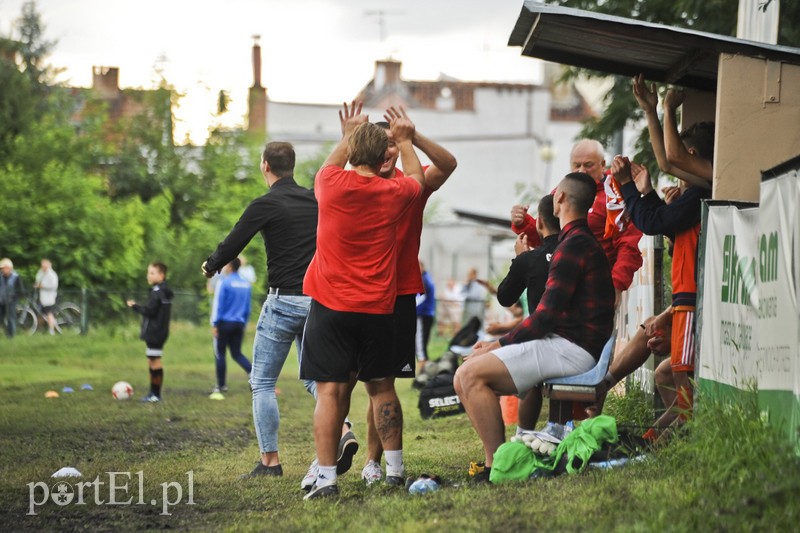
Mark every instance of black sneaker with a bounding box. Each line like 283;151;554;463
336;431;359;475
469;463;492;483
385;475;405;486
303;483;339;500
240;461;283;479
471;467;492;484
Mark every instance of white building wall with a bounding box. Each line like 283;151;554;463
266;85;559;218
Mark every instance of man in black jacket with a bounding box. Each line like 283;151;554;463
496;195;560;435
202;141;356;481
127;262;173;403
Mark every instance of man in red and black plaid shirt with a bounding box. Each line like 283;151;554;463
454;172;615;482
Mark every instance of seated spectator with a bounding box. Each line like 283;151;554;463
454;173;614;482
495;194;561;434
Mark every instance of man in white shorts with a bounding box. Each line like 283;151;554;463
454;172;615;482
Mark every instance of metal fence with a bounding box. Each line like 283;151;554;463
15;287;271;335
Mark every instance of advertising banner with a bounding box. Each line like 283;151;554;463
698;204;759;389
758;169;800;442
699;155;800;449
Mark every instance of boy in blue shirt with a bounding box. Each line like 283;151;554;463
211;258;253;394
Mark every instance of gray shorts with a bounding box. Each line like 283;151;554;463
493;334;596;394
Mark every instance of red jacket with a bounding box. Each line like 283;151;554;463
511;177;643;292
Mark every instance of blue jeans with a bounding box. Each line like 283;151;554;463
250;294;316;453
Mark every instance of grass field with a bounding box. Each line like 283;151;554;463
1;323;799;532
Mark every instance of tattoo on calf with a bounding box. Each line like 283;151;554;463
377;400;403;440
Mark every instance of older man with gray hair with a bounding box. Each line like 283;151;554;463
511;139;643;308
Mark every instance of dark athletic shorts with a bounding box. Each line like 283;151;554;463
299;300;395;382
392;294;417;378
41;305;55;314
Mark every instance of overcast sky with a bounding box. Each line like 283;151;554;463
0;0;543;143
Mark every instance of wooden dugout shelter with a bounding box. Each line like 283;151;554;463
508;1;800;203
509;2;800;442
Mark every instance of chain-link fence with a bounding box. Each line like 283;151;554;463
14;287;270;335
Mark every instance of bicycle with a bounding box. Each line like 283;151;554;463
16;298;82;335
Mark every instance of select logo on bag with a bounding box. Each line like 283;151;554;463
418;373;465;419
428;394;461;409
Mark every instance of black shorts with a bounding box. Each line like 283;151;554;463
41;305;55;314
299;300;395;382
392;294;417;378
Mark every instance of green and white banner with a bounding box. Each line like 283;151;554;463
698;158;800;448
756;170;800;443
698;204;759;388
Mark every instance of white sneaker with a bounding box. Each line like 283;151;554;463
361;461;383;486
301;459;318;492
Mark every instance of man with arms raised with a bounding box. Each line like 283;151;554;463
300;103;425;499
360;108;456;486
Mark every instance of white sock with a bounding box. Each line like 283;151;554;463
384;450;404;478
316;465;337;488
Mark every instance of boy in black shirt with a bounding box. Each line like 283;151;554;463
127;262;173;403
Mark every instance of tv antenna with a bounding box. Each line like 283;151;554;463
364;9;405;43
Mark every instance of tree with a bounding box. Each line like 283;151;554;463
16;0;57;90
0;1;56;158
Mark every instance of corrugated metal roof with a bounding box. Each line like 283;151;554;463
509;1;800;91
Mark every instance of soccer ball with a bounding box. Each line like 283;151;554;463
112;381;134;400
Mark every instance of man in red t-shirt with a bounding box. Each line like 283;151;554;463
357;107;457;486
300;103;425;500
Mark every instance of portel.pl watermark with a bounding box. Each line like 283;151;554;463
27;471;194;516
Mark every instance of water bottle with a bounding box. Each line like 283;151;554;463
408;475;440;494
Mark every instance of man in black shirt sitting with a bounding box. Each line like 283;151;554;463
496;194;560;437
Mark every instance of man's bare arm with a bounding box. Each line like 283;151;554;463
633;75;710;189
663;89;713;183
387;109;424;185
413;131;457;190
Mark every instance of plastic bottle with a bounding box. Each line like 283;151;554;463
408;475;440;494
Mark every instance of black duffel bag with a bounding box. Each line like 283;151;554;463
418;372;465;419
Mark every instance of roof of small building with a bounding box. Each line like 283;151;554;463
508;1;800;91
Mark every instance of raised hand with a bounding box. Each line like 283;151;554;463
385;105;415;143
632;74;658;113
610;155;633;185
662;186;682;205
664;89;685;112
510;204;529;227
630;161;653;194
514;233;530;256
339;100;366;137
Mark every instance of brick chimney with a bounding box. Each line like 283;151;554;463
92;66;120;98
247;35;267;135
374;59;402;91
